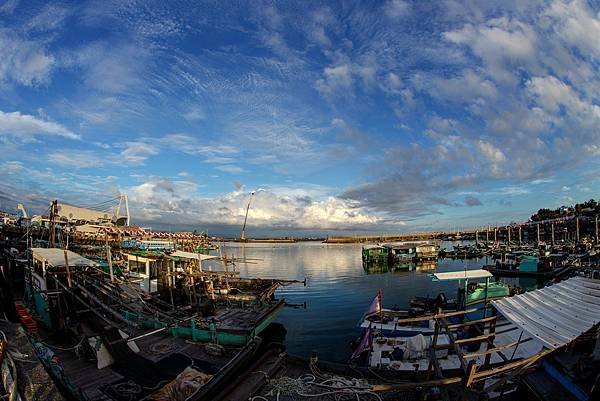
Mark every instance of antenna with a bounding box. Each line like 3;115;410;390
240;191;255;241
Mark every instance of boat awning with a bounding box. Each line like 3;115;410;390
363;245;385;250
170;250;218;261
32;248;96;267
492;277;600;349
432;269;493;281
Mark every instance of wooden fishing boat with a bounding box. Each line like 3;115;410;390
25;248;289;347
358;270;510;340
346;276;600;400
18;248;290;400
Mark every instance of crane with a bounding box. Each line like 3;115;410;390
240;191;255;241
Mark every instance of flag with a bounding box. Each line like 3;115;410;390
350;324;373;361
364;289;382;317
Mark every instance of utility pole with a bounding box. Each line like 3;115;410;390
576;217;580;243
518;226;522;246
507;227;511;244
105;232;114;283
551;222;555;246
596;215;599;245
537;224;540;244
49;200;58;247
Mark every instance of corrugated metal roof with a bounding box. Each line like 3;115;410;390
170;250;218;261
492;277;600;349
363;245;386;250
32;248;96;267
432;269;493;281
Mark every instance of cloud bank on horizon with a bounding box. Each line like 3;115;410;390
0;0;599;233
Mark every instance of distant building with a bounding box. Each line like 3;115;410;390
55;203;115;225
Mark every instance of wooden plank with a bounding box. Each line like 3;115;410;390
473;348;554;381
464;360;477;387
484;317;497;367
482;349;556;393
428;348;451;401
438;317;469;373
393;308;478;324
455;333;495;345
371;376;463;392
463;338;533;359
447;316;496;330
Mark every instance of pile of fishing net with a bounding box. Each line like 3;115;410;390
253;373;382;401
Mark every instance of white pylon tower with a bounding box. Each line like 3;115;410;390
115;192;131;226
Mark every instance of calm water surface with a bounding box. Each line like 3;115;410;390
210;241;532;363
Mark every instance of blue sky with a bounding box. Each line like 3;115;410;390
0;0;599;234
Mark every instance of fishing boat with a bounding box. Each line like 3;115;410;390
348;276;599;400
362;242;438;271
357;270;510;342
247;276;599;400
485;254;572;278
25;248;289;346
361;245;389;267
18;248;290;400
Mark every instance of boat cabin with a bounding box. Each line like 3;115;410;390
362;245;389;266
27;248;97;328
431;269;509;320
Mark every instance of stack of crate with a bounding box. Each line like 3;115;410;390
15;303;38;336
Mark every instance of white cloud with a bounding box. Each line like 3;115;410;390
384;0;410;18
214;165;245;174
182;106;206;121
545;0;600;58
0;110;79;140
117;142;158;165
444;17;537;82
526;75;575;113
416;70;497;103
315;64;353;94
48;151;105;168
128;178;380;229
385;72;402;93
498;186;530;196
477;141;506;163
0;0;19;14
0;30;55;86
64;42;148;94
25;4;71;33
1;161;24;174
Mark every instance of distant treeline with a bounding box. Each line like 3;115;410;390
531;199;600;221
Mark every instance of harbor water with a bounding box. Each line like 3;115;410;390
212;241;540;363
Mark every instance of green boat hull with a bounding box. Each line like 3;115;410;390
25;282;52;329
122;301;285;346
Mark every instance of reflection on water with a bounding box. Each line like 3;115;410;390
214;241;535;363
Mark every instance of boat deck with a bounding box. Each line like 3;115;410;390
52;331;239;401
370;318;544;372
210;303;281;333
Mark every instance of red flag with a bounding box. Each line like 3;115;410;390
364;289;383;317
350;324;372;361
